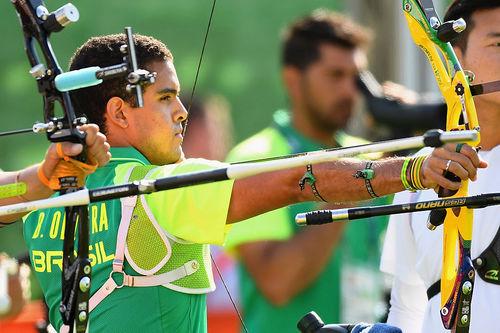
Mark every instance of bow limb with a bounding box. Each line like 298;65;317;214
402;1;480;331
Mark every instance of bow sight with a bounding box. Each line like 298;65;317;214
4;1;156;139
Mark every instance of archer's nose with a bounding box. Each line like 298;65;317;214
173;97;188;122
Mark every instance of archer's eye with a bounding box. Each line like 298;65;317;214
159;95;172;101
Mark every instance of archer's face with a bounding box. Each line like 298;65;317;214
460;8;500;109
298;44;362;132
127;60;188;165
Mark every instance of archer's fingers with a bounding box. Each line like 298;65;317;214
41;142;84;181
432;148;475;181
449;144;481;165
423;167;461;192
427;157;469;181
78;124;111;167
86;134;111;167
431;144;483;181
57;142;85;157
452;143;488;171
88;140;111;167
45;142;83;162
78;124;100;147
45;123;99;161
448;143;488;180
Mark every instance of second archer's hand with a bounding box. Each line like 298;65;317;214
420;143;488;192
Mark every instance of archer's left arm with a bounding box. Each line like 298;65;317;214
227;143;486;223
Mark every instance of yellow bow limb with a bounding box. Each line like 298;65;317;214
402;1;480;330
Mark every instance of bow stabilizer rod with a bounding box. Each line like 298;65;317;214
295;193;500;226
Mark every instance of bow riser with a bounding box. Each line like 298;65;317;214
13;0;85;145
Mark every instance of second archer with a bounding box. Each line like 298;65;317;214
381;1;500;332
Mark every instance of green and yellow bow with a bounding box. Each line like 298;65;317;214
403;0;480;332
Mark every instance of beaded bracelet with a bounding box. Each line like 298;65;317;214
353;161;379;198
299;164;327;202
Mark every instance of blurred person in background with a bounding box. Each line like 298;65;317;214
380;1;500;332
180;95;239;333
225;9;395;332
0;254;29;320
182;96;234;161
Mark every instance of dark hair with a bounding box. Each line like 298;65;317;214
69;34;173;135
444;0;500;52
281;9;371;70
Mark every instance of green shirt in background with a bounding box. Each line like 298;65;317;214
225;110;391;332
23;147;234;333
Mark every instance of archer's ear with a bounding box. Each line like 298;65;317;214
282;66;302;100
105;97;129;129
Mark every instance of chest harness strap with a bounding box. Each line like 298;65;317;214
88;194;199;312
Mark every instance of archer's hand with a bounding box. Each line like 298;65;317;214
420;143;488;192
41;124;111;181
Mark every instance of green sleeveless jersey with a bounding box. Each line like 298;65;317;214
23;147;234;333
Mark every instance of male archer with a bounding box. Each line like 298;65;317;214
381;1;500;332
18;32;483;332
